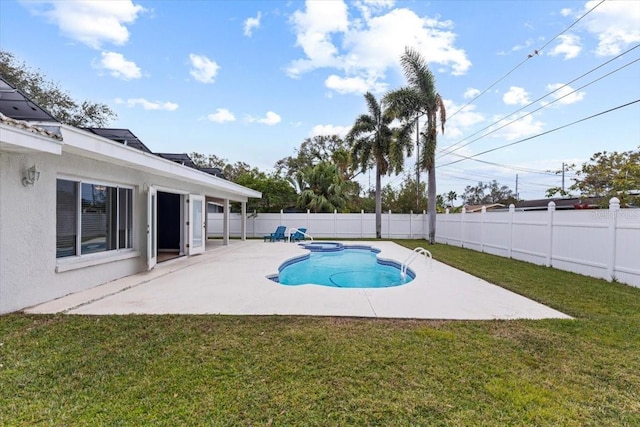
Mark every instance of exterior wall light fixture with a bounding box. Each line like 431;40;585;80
22;165;40;187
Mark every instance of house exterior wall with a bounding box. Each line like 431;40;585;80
0;149;240;314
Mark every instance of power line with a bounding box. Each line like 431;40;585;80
447;0;607;121
444;156;557;175
438;57;640;162
438;99;640;168
439;44;640;158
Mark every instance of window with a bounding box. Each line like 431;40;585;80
56;179;133;258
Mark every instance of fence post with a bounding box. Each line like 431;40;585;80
508;204;515;258
423;210;427;240
280;209;284;226
546;201;556;267
388;210;392;239
480;206;486;252
607;197;620;281
361;210;364;238
461;207;466;248
307;209;310;231
444;208;449;245
410;210;414;239
334;209;338;238
253;210;257;238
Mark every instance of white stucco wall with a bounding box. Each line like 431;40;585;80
0;150;244;313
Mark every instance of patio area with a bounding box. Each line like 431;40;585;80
26;240;570;320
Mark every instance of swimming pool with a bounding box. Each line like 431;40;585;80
270;242;415;288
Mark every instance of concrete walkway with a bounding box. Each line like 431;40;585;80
26;240;570;320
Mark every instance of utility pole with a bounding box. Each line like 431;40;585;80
562;162;565;193
515;174;519;201
416;115;420;210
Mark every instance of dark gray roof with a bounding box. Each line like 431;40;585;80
155;153;198;168
514;197;602;210
0;76;58;122
82;128;153;153
198;167;226;179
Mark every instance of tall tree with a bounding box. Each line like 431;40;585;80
0;50;116;127
295;162;346;213
347;92;413;238
275;134;358;181
385;47;446;244
547;148;639;207
462;180;517;206
381;176;428;214
235;170;297;213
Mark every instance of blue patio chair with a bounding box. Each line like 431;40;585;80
290;227;307;242
264;225;287;242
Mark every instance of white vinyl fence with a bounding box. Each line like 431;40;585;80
208;210;429;240
207;199;640;287
436;198;639;287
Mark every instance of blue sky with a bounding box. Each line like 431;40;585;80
1;0;639;201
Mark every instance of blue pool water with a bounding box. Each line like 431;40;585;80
272;243;414;288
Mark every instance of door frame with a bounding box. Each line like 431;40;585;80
188;194;206;256
146;185;157;270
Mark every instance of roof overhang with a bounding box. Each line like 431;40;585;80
46;124;261;202
0;120;63;155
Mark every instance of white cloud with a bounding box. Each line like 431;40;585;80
582;0;640;56
25;0;145;49
244;12;262;37
325;74;387;94
440;99;484;140
463;88;480;99
247;111;281;125
189;53;220;83
502;86;530;106
511;38;534;52
560;8;572;17
287;1;470;94
489;113;544;141
309;124;350;137
207;108;236;123
96;51;142;80
115;98;178;111
287;0;349;77
546;83;586;105
548;34;581;59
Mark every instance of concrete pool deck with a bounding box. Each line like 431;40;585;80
26;240;571;320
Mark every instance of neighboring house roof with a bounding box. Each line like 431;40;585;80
514;197;603;210
83;128;153;153
464;203;504;213
0;76;58;122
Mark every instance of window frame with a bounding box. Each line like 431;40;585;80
56;175;138;271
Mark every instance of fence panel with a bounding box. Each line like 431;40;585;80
551;210;609;279
614;209;640;285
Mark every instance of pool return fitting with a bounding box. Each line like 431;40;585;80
401;247;432;279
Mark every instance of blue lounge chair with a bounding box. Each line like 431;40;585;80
290;227;307;242
264;225;287;242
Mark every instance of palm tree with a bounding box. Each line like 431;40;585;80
446;190;457;209
347;92;413;238
295;162;346;213
385;47;446;244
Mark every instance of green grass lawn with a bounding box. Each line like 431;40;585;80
1;242;639;426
